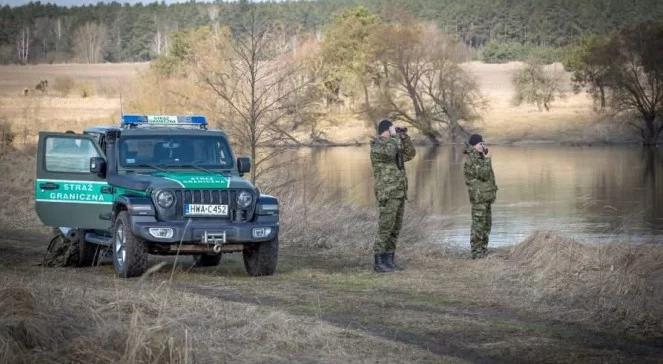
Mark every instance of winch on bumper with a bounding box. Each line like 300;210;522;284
128;214;279;245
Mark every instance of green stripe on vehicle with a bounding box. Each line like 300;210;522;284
153;172;230;189
35;179;112;204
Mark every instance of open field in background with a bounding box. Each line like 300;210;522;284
0;63;147;145
0;62;636;146
462;62;636;144
0;63;148;97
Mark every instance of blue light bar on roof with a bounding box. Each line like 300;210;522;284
121;114;207;126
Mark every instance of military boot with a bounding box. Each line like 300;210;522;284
385;252;402;271
374;253;393;273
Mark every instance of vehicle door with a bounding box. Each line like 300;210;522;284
35;132;112;230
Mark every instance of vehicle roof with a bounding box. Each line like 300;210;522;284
84;126;119;134
84;125;227;138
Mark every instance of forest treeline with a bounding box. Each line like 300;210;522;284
2;0;663;64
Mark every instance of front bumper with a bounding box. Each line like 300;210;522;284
129;215;279;245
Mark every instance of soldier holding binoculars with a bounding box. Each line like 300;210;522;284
369;119;416;273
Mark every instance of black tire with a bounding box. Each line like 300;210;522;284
242;237;278;276
112;211;148;278
72;231;99;267
193;253;222;267
42;234;73;267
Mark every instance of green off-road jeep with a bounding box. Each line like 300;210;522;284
34;115;279;278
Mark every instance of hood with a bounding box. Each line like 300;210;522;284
108;171;254;191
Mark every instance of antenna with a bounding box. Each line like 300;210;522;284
119;92;124;118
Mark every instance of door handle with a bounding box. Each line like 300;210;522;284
39;182;59;190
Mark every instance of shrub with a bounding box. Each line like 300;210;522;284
0;120;15;155
52;76;75;97
482;41;568;64
77;82;94;98
482;41;527;63
512;61;566;111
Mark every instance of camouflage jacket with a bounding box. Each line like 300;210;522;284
464;147;498;204
370;135;416;202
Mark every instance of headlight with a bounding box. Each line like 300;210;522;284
156;190;175;208
237;190;253;208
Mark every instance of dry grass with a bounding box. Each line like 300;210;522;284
0;266;448;364
492;231;663;337
0;279;189;364
0;146;46;235
279;190;456;261
462;62;635;144
0;63;148;97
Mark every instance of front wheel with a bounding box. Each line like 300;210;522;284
112;211;148;278
242;237;278;276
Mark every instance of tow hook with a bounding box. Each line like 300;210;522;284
212;244;222;253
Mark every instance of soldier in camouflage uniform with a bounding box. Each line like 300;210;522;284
370;119;416;272
463;134;498;259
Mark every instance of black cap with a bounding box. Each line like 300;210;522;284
377;119;393;135
468;134;483;146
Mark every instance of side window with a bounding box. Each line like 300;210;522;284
45;137;100;173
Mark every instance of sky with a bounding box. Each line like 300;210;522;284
0;0;233;6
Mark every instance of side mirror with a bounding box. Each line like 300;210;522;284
237;157;251;176
90;157;107;178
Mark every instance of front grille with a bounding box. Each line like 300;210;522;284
173;189;254;222
176;189;230;205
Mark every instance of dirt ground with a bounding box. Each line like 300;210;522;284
1;228;662;363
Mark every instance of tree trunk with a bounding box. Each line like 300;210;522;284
362;82;370;110
424;130;440;145
250;143;257;184
448;117;468;143
641;117;660;146
598;85;606;110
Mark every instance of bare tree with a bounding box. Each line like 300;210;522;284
374;22;480;144
421;60;485;141
602;22;663;145
512;60;567;111
189;9;316;183
152;16;172;56
16;25;30;64
73;22;108;63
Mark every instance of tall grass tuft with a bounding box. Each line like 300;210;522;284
499;231;663;337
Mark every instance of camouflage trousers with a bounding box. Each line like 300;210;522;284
374;198;405;254
470;202;492;258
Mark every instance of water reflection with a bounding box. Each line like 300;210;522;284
285;145;663;246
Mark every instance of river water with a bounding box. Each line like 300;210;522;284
285;145;663;247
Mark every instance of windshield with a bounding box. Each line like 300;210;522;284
118;135;233;169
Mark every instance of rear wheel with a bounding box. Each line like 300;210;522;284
193;254;222;267
112;211;148;278
242;237;278;276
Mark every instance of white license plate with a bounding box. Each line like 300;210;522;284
184;204;228;216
